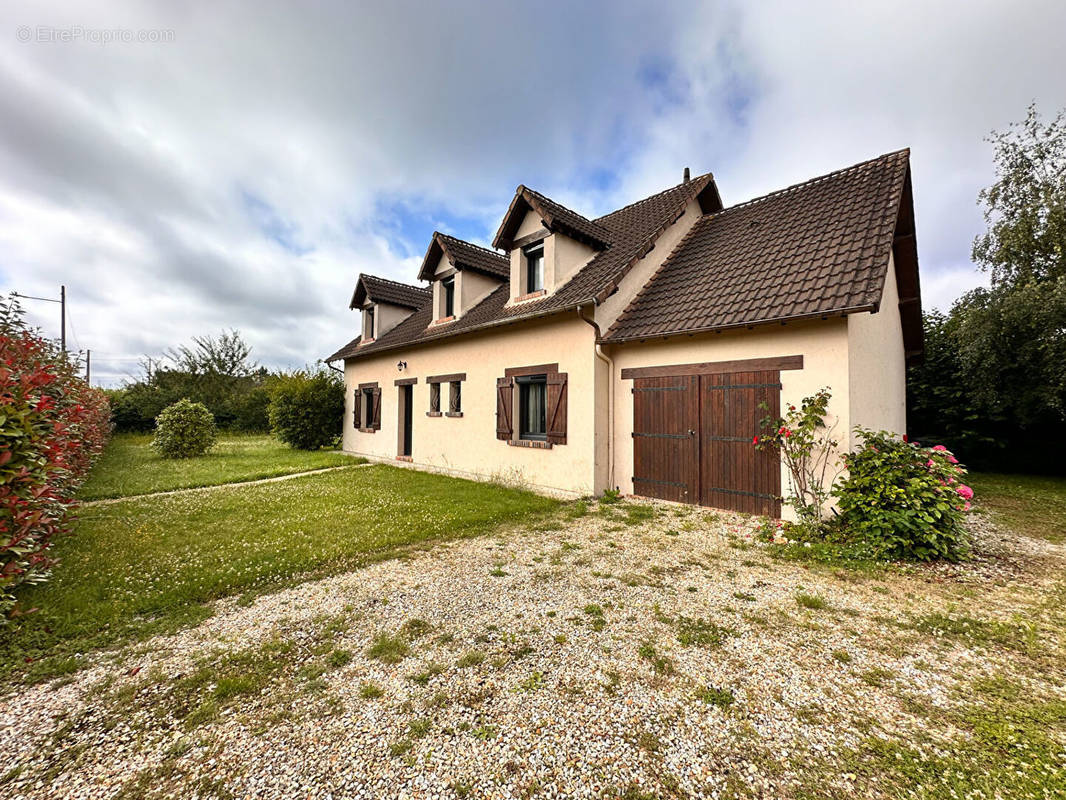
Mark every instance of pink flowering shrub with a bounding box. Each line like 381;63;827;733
834;428;971;561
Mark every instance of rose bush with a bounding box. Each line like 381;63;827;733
1;296;110;620
834;429;971;561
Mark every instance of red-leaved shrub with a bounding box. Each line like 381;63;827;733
0;296;110;620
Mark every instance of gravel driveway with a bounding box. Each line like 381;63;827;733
3;499;1063;799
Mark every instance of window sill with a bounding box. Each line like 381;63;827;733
507;439;552;449
396;455;413;462
513;289;546;303
432;315;456;326
359;338;376;345
426;411;442;417
358;427;377;434
445;411;463;418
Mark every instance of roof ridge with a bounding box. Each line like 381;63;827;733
435;231;506;258
594;173;713;224
519;185;600;226
363;273;431;293
710;149;909;218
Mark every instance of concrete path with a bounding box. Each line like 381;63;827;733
82;462;370;506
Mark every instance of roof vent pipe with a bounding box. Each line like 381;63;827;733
683;167;690;183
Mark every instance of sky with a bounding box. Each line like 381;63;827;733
2;0;1065;387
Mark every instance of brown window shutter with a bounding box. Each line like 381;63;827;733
372;387;382;430
496;376;514;440
353;389;361;428
546;372;567;445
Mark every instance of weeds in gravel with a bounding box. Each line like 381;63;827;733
695;685;735;708
861;667;896;687
456;650;486;668
831;649;853;664
471;724;497;740
359;682;384;699
623;504;656;526
676;616;733;648
811;676;1066;799
515;671;544;692
583;604;607;631
408;661;445;685
796;592;830;610
637;641;675;675
328;649;352;668
389;738;413;757
909;611;1038;655
367;632;410;664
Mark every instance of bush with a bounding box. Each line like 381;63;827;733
268;367;344;450
834;429;971;561
1;296;111;620
152;398;217;458
231;385;271;432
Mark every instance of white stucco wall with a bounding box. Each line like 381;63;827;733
605;319;852;519
847;253;906;444
342;316;598;496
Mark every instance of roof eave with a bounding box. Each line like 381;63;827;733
601;305;876;345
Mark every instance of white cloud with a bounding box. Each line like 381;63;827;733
1;0;1064;386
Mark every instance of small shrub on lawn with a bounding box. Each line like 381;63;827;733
267;367;344;450
835;429;972;561
152;399;217;459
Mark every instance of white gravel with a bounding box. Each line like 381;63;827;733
2;501;1063;800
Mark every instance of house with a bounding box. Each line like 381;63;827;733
327;150;922;518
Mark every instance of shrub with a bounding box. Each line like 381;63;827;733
834;429;971;561
0;296;110;619
267;367;344;450
152;398;217;458
756;387;841;523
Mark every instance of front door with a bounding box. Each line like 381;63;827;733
399;384;413;457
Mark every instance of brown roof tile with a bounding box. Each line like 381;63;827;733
349;274;430;310
417;231;510;281
604;149;914;343
328;174;719;362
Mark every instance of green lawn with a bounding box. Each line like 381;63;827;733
78;433;359;500
969;472;1066;544
4;465;559;682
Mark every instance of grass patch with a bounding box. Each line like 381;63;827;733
675;616;733;648
695;685;735;708
3;465;559;683
817;677;1066;799
359;682;384;699
796;592;829;611
910;612;1037;655
78;433;360;501
969;472;1066;544
456;650;486;668
367;632;410;664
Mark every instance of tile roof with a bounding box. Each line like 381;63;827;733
604;149;914;343
328;174;720;362
493;185;612;250
417;232;510;281
349;274;431;310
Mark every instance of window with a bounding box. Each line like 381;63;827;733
442;276;455;318
357;383;380;431
524;244;544;293
364;306;375;339
449;381;461;414
517;374;547;440
497;365;567;446
429;382;441;413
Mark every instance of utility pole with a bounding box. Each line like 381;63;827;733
85;349;91;384
60;284;66;352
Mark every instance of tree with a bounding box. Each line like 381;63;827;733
972;103;1066;287
268;367;344;450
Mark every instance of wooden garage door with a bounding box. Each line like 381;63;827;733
631;375;698;503
699;370;781;516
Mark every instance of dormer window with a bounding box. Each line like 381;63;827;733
363;305;375;340
524;244;544;294
442;276;455;318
